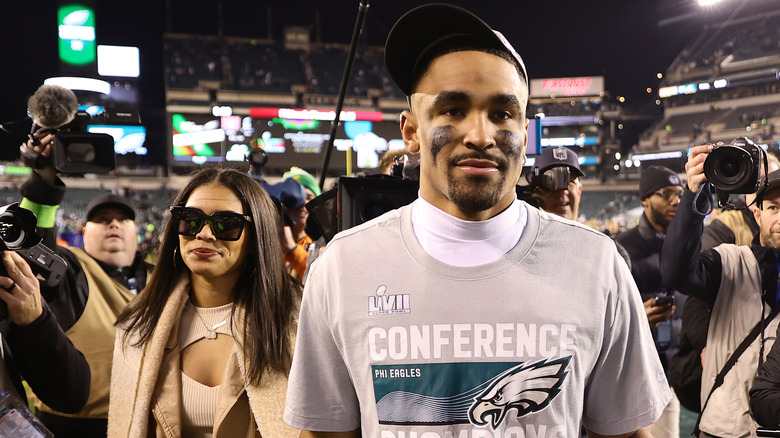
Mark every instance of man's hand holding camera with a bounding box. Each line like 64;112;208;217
23;131;57;184
685;143;714;194
0;251;43;326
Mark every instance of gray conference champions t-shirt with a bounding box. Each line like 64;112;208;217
285;201;670;437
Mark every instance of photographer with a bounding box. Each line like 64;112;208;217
661;143;780;436
0;250;90;415
527;146;583;221
19;131;150;437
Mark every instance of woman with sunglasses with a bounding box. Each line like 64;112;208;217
108;168;300;437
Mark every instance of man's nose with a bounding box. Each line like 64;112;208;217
463;114;495;150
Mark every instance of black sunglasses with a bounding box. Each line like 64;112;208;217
169;206;252;241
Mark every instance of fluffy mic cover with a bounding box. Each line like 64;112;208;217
27;85;78;129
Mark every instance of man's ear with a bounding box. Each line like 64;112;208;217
640;197;650;208
400;110;420;154
753;202;763;225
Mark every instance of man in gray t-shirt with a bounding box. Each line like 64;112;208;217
284;4;670;437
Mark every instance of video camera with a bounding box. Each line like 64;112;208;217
23;84;116;175
26;111;116;175
703;137;767;208
50;112;116;174
527;165;573;193
0;203;68;319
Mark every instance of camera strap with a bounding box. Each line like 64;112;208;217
692;182;715;216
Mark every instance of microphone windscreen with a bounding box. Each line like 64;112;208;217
27;85;78;129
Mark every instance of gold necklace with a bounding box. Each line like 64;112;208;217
190;302;230;340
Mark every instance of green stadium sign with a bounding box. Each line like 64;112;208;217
58;4;96;66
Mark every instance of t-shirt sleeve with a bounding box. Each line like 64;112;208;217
284;255;361;432
582;251;673;434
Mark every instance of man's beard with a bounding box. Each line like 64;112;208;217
761;227;780;249
648;206;671;231
445;153;510;214
446;169;507;213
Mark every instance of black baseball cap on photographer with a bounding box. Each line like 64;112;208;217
86;194;135;221
533;147;584;178
757;169;780;205
384;3;529;97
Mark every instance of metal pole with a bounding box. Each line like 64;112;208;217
317;0;370;190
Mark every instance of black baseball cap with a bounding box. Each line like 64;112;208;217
757;169;780;205
385;3;529;96
86;194;135;221
533;147;583;178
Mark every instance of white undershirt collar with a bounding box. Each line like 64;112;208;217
410;195;527;267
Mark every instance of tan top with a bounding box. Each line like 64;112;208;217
33;247;136;419
179;301;234;438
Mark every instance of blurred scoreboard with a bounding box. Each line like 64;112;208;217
169;107;405;174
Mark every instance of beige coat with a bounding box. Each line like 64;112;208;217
107;275;299;437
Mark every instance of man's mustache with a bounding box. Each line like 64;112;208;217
447;153;509;170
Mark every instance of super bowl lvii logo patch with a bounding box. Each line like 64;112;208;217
369;285;411;316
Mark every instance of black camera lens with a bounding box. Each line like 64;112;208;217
0;203;42;251
718;157;741;178
0;214;26;250
65;142;97;163
703;145;755;192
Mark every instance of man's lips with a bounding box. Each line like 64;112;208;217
456;159;499;175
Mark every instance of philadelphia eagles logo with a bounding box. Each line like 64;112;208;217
468;356;571;428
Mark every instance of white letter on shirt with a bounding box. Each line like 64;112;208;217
369;327;387;361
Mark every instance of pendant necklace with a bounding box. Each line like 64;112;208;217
191;303;230;340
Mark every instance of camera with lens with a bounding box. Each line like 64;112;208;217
0;203;68;319
48;112;116;174
23;84;117;175
703;137;766;194
528;165;573;193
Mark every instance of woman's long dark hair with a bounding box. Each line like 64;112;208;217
117;168;301;384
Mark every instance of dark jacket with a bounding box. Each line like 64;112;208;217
750;323;780;427
660;189;778;304
614;212;686;376
1;304;90;413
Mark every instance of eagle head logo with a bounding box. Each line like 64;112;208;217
468;356;571;429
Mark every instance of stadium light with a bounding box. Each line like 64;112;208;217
698;0;723;5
